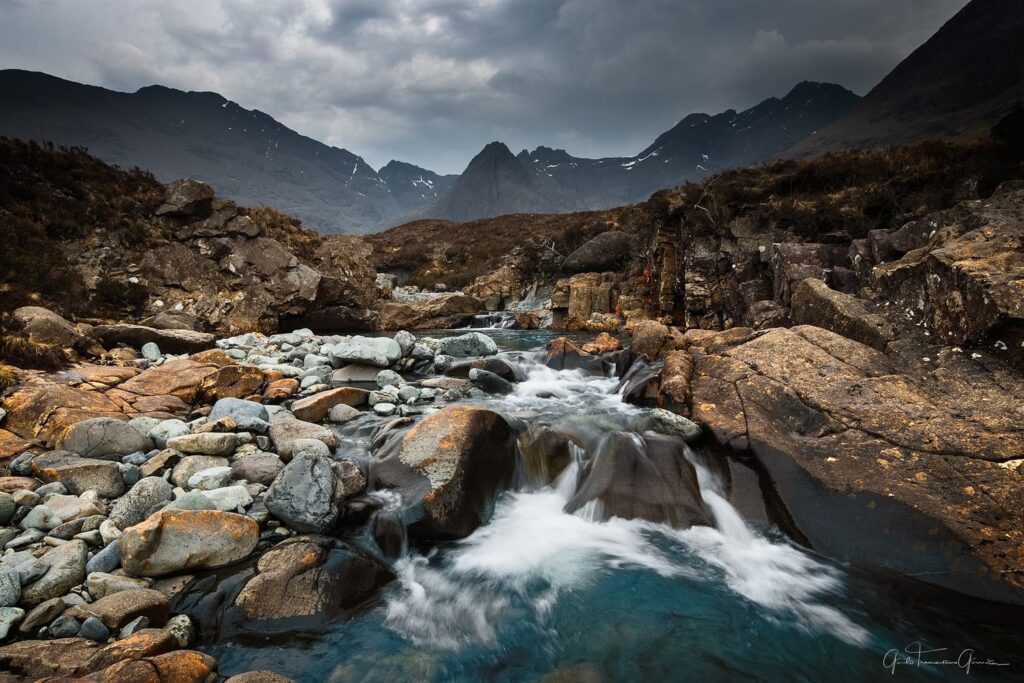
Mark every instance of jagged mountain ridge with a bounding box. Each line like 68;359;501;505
0;70;448;234
422;81;859;222
788;0;1024;155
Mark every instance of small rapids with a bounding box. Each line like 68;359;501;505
206;331;1024;682
383;435;870;652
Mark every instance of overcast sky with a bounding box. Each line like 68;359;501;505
0;0;969;173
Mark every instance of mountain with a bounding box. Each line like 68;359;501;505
423;141;581;222
0;69;447;234
422;82;859;222
789;0;1024;156
377;160;458;214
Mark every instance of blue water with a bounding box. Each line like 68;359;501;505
203;332;1024;682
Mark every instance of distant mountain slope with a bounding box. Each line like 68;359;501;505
0;70;447;233
423;82;858;222
789;0;1024;156
378;160;458;214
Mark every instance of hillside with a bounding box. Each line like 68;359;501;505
789;0;1024;155
421;82;858;222
0;70;448;233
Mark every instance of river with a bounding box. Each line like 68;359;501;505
203;330;1023;682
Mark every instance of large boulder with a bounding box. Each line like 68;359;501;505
12;306;84;347
376;292;484;331
329;336;402;368
373;406;517;539
565;432;710;527
463;266;520;311
92;324;216;355
791;278;895;351
232;537;393;626
120;509;258;577
688;325;1024;604
562;231;633;274
56;417;153;460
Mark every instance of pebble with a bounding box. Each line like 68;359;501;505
79;615;110;642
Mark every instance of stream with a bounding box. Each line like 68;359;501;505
204;330;1024;682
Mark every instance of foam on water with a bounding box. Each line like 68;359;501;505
384;453;870;651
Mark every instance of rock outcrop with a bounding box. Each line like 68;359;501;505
679;325;1024;604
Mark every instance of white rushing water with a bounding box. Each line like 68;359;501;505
382;357;871;651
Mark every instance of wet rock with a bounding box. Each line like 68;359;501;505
791;278;895;351
330;336;402;368
165;432;237;457
90;649;218;682
373;406;516;539
562;231;633;274
565;432;710;528
291;387;368;422
165;613;195;647
646;408;701;443
519;425;577;484
436;332;497;357
57;417;154;460
468;368;514;394
265;453;344;533
268;417;339;461
233;537;394;626
20;539;88;606
31;453;126;498
376;369;404;388
120;509;258;577
543;337;604;372
331;364;381;383
199;364;266;402
444;357;519;382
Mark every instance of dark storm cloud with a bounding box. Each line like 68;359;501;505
0;0;968;172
